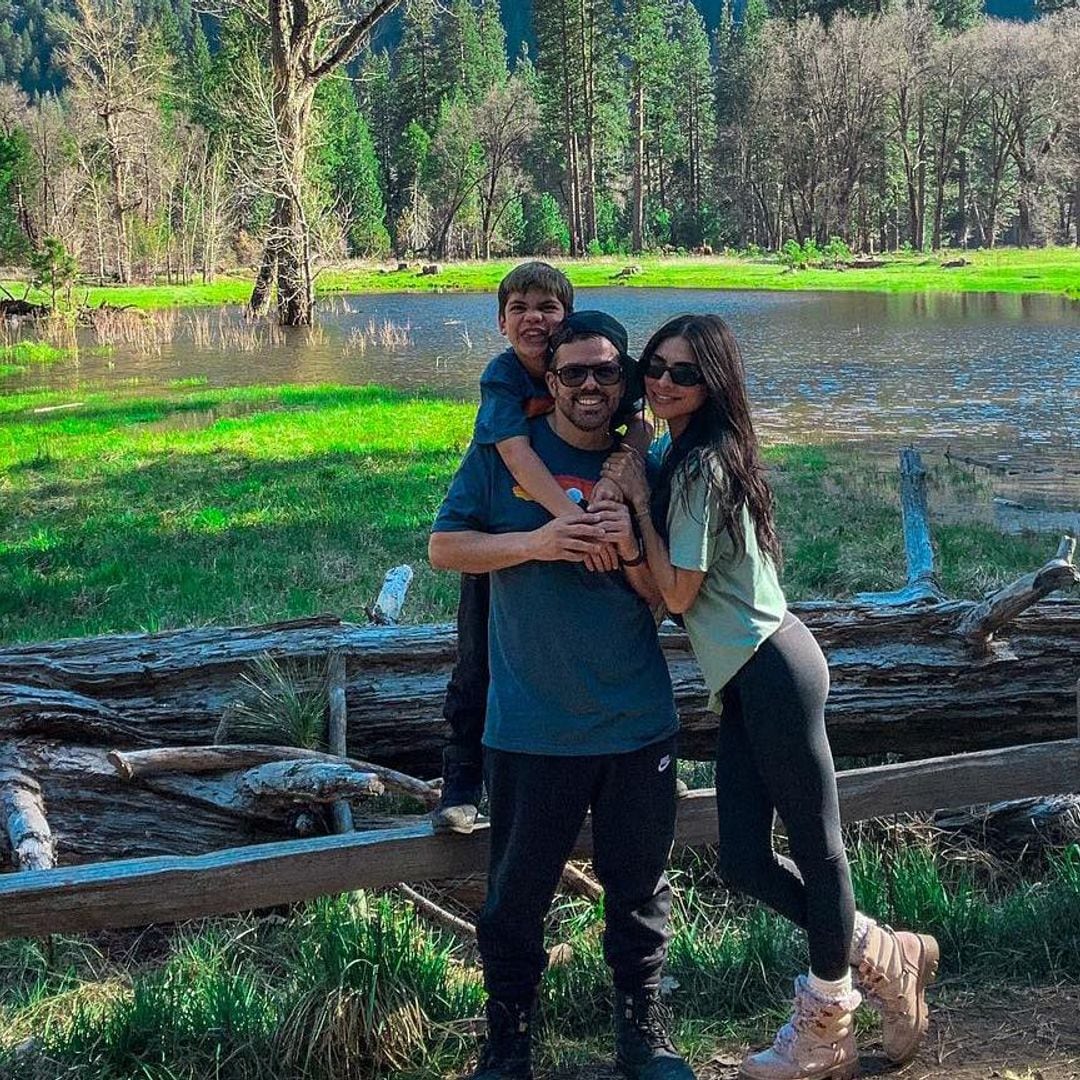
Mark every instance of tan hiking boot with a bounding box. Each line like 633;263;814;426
739;976;861;1080
850;923;939;1063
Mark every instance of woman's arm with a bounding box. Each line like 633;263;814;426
601;448;707;615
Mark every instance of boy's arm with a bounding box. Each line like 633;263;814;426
497;437;620;573
496;436;582;518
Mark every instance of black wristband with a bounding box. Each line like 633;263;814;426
621;541;646;567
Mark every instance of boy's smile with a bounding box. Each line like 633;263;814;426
499;287;567;370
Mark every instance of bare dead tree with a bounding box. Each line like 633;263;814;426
54;0;168;284
204;0;402;326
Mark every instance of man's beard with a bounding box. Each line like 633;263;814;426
563;395;615;431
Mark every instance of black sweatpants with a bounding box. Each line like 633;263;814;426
442;572;490;762
477;736;678;1004
714;613;855;980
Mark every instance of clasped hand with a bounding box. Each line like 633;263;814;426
532;501;637;566
600;447;649;510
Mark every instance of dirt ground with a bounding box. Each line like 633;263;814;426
553;985;1080;1080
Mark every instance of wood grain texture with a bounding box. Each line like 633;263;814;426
2;738;1076;939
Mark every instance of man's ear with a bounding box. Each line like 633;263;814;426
497;311;507;336
544;369;558;396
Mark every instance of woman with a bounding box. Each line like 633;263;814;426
601;315;938;1080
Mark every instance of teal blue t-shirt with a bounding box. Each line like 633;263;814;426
432;416;677;756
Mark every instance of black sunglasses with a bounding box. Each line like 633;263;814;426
643;357;706;386
552;362;624;387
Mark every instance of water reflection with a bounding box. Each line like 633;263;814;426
6;287;1079;507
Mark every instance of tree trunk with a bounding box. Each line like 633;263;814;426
631;70;644;253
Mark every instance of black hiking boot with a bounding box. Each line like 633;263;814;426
431;746;483;834
468;998;533;1080
614;986;695;1080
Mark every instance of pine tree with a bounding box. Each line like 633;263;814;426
671;0;715;245
314;76;390;257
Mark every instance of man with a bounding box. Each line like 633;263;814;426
429;311;693;1080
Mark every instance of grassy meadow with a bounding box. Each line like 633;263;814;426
1;832;1078;1078
2;246;1079;313
1;268;1077;1076
0;381;1059;643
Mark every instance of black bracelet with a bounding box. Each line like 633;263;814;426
621;542;646;567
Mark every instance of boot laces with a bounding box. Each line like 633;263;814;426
630;993;677;1051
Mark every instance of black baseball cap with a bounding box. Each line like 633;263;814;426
548;310;639;382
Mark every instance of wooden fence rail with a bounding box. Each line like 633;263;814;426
2;737;1078;941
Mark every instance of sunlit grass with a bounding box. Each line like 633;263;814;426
1;836;1076;1078
0;384;1057;643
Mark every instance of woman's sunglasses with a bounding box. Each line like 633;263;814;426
642;357;706;387
552;362;624;387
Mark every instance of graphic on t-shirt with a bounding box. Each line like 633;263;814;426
512;474;596;504
523;396;555;418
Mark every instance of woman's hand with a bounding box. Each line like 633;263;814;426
601;447;650;512
588;498;639;562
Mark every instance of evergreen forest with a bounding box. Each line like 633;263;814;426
0;0;1077;296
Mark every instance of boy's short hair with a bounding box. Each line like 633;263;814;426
497;261;574;318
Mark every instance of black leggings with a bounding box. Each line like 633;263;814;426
714;612;855;980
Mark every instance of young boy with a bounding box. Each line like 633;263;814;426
433;262;653;833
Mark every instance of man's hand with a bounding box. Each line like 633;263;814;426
531;512;608;563
588;498;640;563
600;447;650;512
589;475;623;505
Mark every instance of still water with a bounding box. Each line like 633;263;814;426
11;287;1080;525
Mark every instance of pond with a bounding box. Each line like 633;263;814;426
8;286;1080;529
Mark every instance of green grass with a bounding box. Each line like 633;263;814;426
0;340;71;382
0;383;1058;643
1;836;1077;1079
3;247;1078;311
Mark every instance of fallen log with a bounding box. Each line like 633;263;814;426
2;596;1076;774
107;745;439;804
3;738;1078;938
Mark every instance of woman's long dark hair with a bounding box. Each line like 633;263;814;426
645;314;782;568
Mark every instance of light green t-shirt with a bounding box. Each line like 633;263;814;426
668;459;787;711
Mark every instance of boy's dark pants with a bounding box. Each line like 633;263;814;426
441;572;490;789
476;736;678;1004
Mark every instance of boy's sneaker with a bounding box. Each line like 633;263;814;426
469;998;533;1080
432;748;482;835
614;986;694;1080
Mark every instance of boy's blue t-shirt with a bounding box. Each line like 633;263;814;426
432;416;677;756
473;347;645;446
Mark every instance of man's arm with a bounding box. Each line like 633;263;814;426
429;512;608;574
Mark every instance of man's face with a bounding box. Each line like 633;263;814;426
545;336;624;433
498;288;567;365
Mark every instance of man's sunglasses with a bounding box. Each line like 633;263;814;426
642;357;706;387
552;362;624;387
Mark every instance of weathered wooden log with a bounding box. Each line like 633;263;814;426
855;449;945;607
107;745;439;804
237;760;383;803
935;794;1080;855
0;767;56;870
4;738;1078;937
958;536;1079;646
2;598;1079;779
